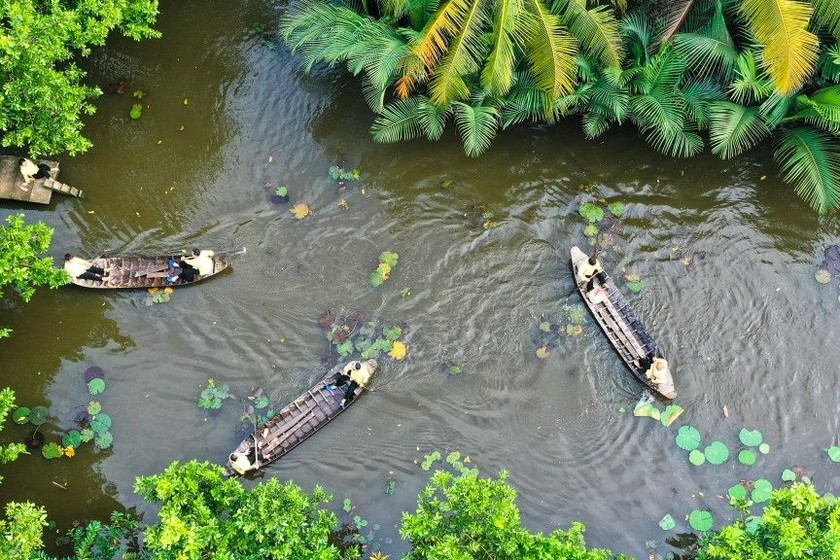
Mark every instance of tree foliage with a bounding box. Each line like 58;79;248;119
0;214;69;338
0;0;160;156
696;482;840;559
133;460;354;560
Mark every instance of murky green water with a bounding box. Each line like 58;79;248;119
2;1;840;557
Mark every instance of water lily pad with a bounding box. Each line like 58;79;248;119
579;202;604;223
379;251;399;267
607;201;625;217
87;378;106;395
676;425;702;451
584;224;599;237
568;306;585;324
534;345;550;360
446;451;461;464
751;479;773;503
688;510;713;532
84;366;104;382
728;484;747;501
801;475;811;484
704;441;730;465
90;413;112;434
86;401;102;416
660;404;684;427
782;469;797;482
689;450;706;466
343;498;352;513
815;269;832;284
539;321;552;333
336;340;354;356
253;394;269;410
759;442;770;454
745;516;763;534
130;103;143;119
29;406;48;426
828;446;840;462
566;324;583;336
94;431;113;450
739;428;762;446
627;279;645;293
62;430;81;448
738;449;756;465
79;428;95;443
634;402;660;419
12;407;30;424
384;326;402;341
42;442;63;459
658;514;675;531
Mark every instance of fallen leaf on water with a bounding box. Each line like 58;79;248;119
135;212;140;217
760;175;767;180
389;341;408;360
723;405;729;418
536;345;549;360
339;198;349;210
290;203;311;219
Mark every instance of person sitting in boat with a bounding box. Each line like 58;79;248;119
166;258;199;283
327;360;375;409
64;253;107;282
642;356;669;385
229;451;255;475
578;255;607;293
18;157;53;191
184;248;215;276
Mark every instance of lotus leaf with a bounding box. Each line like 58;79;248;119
450;364;462;375
728;484;747;501
782;469;797;482
584;224;599;237
660;405;684;427
566;324;584;336
828;446;840;462
343;498;352;513
738;449;756;465
739;428;763;446
84;366;104;382
421;451;441;471
579;202;604;223
290;202;311;219
379;252;399;267
87;378;106;395
253;395;269;410
446;451;461;464
372;338;393;352
539;321;552;333
87;400;102;415
633;402;660;419
336;340;354;356
64;446;75;458
759;443;770;454
94;431;113;450
388;341;407;360
42;442;63;459
675;425;702;451
370;263;391;287
62;430;82;448
130;103;142;119
29;405;48;426
751;479;773;503
689;450;706;466
91;413;112;434
608;201;625;217
385;479;396;496
79;428;95;443
12;407;30;424
360;347;380;360
688;510;713;532
704;441;730;465
745;516;764;534
354;337;372;353
384;326;402;341
536;345;549;360
658;514;675;531
627;280;645;293
815;269;832;284
568;306;585;324
801;475;811;484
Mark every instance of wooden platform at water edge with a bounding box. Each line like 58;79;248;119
0;155;84;204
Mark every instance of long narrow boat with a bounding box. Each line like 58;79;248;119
69;248;244;289
226;359;378;475
570;246;676;399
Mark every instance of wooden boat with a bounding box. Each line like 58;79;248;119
226;359;379;475
570;246;676;399
68;248;244;289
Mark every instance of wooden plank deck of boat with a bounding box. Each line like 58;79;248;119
0;155;84;204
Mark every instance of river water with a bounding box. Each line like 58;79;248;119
2;1;840;557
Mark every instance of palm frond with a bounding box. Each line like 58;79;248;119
630;91;702;157
558;1;623;68
428;1;488;104
637;50;687;95
729;50;774;104
622;10;654;65
582;110;613;138
522;0;578;98
740;0;818;94
453;101;500;156
370;97;426;142
501;70;556;126
417;97;453;139
672;3;737;78
681;79;726;128
759;92;796;125
775;126;840;213
816;44;840;84
481;0;526;96
410;0;477;69
782;84;840;133
660;0;698;43
812;0;840;40
708;101;772;159
407;0;442;29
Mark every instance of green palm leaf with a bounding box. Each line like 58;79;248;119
708;101;773;159
481;0;527;96
558;1;623;68
740;0;819;94
672;2;737;78
631;91;702;157
812;0;840;40
783;85;840;133
622;10;655;65
453;101;500;156
371;97;425;143
428;0;489;104
775;127;840;213
417;97;453;139
502;71;556;126
523;0;578;99
681;79;726;128
729;50;774;105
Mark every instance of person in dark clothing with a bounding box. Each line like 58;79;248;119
64;253;107;282
166;258;199;283
579;256;608;292
326;361;373;408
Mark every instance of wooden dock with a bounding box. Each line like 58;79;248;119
0;155;84;204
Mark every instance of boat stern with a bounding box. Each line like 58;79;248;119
227;438;259;476
655;364;677;400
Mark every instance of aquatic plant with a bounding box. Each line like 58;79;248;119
290;202;312;219
688;509;713;532
145;287;173;306
130;103;143;119
320;310;410;366
197;378;232;411
272;185;290;204
329;165;360;182
370;252;398;287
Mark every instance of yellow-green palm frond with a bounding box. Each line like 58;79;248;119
481;0;528;96
411;0;478;69
812;0;840;40
428;0;489;104
740;0;819;94
522;0;578;98
776;126;840;213
559;0;623;68
395;51;428;99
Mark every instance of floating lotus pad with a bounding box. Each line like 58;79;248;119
658;514;675;531
704;441;730;465
828;446;840;462
80;428;94;443
86;401;102;416
62;430;82;448
94;431;113;450
728;484;747;501
29;406;48;426
608;202;625;217
815;269;832;284
745;516;763;534
782;469;797;482
42;442;63;459
739;428;763;446
12;407;30;424
676;425;702;451
253;395;269;410
738;449;756;465
584;224;599;237
90;413;112;434
689;450;706;466
87;378;106;395
660;404;684;427
759;442;770;454
634;402;660;419
579;202;604;223
539;321;552;333
689;510;713;532
751;479;773;503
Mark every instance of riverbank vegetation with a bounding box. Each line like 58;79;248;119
0;0;160;156
282;0;840;213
